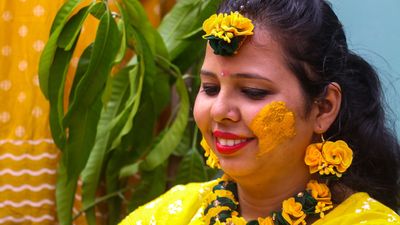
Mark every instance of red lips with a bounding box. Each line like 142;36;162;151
213;131;252;154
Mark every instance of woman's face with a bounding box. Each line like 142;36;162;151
194;30;318;180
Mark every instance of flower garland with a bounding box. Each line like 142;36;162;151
202;11;254;56
201;140;353;225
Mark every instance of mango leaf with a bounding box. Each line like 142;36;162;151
113;18;127;65
47;43;76;150
174;147;208;185
81;68;130;225
89;2;107;19
140;59;190;171
57;4;92;50
119;161;140;178
105;149;134;225
50;0;82;34
39;0;82;99
109;27;155;150
108;64;142;150
56;160;78;225
123;0;169;59
63;11;121;179
158;0;220;72
128;164;167;211
172;126;192;156
68;44;93;103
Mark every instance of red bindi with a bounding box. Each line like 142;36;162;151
220;70;229;77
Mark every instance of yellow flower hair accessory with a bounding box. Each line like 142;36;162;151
201;137;221;169
304;140;353;178
202;11;254;56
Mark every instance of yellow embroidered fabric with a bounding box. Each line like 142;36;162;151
119;180;400;225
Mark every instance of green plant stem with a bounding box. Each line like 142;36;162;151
72;186;134;221
192;127;198;149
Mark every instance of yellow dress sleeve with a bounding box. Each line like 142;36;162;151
119;180;217;225
313;192;400;225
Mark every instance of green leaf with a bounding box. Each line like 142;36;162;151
81;68;130;225
119;161;140;178
172;126;192;156
57;4;92;50
50;0;82;34
63;11;121;179
89;2;107;19
113;18;127;65
48;32;80;149
140;60;190;171
47;47;73;150
109;25;158;150
63;96;102;179
109;64;143;150
123;0;169;59
39;0;82;99
68;44;93;103
105;150;133;225
158;0;220;72
65;11;121;113
128;164;167;211
56;160;78;225
174;148;208;185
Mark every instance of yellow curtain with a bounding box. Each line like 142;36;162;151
0;0;174;224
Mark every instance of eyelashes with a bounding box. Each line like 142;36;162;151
241;88;270;100
201;84;270;100
202;84;219;96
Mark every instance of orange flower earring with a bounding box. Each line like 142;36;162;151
304;134;353;178
200;137;221;169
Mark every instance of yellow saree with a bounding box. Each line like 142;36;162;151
119;180;400;225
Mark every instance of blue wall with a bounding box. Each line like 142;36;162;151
330;0;400;138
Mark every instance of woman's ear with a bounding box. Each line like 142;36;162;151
312;82;342;133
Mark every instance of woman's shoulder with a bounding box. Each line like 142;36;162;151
118;179;218;225
314;192;400;225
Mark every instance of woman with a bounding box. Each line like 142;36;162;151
120;0;400;224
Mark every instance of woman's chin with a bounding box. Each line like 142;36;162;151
219;159;259;180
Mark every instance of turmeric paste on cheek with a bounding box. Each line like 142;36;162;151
249;101;296;156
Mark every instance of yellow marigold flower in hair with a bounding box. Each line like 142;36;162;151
202;12;254;43
282;197;306;225
322;140;353;174
202;11;254;55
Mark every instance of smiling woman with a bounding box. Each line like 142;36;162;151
119;0;400;224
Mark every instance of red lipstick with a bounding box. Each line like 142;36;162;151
213;131;252;154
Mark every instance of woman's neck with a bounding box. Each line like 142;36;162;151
235;170;311;220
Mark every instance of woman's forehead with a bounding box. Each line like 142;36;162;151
202;29;287;73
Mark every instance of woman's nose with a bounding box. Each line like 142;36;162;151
210;92;240;123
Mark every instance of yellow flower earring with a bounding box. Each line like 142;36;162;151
200;137;221;169
304;134;353;178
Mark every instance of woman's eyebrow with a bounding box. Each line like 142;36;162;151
200;70;273;83
232;73;273;82
200;69;217;77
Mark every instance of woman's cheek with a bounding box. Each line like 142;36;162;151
249;101;297;156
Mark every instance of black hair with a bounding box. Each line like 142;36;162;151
218;0;400;210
